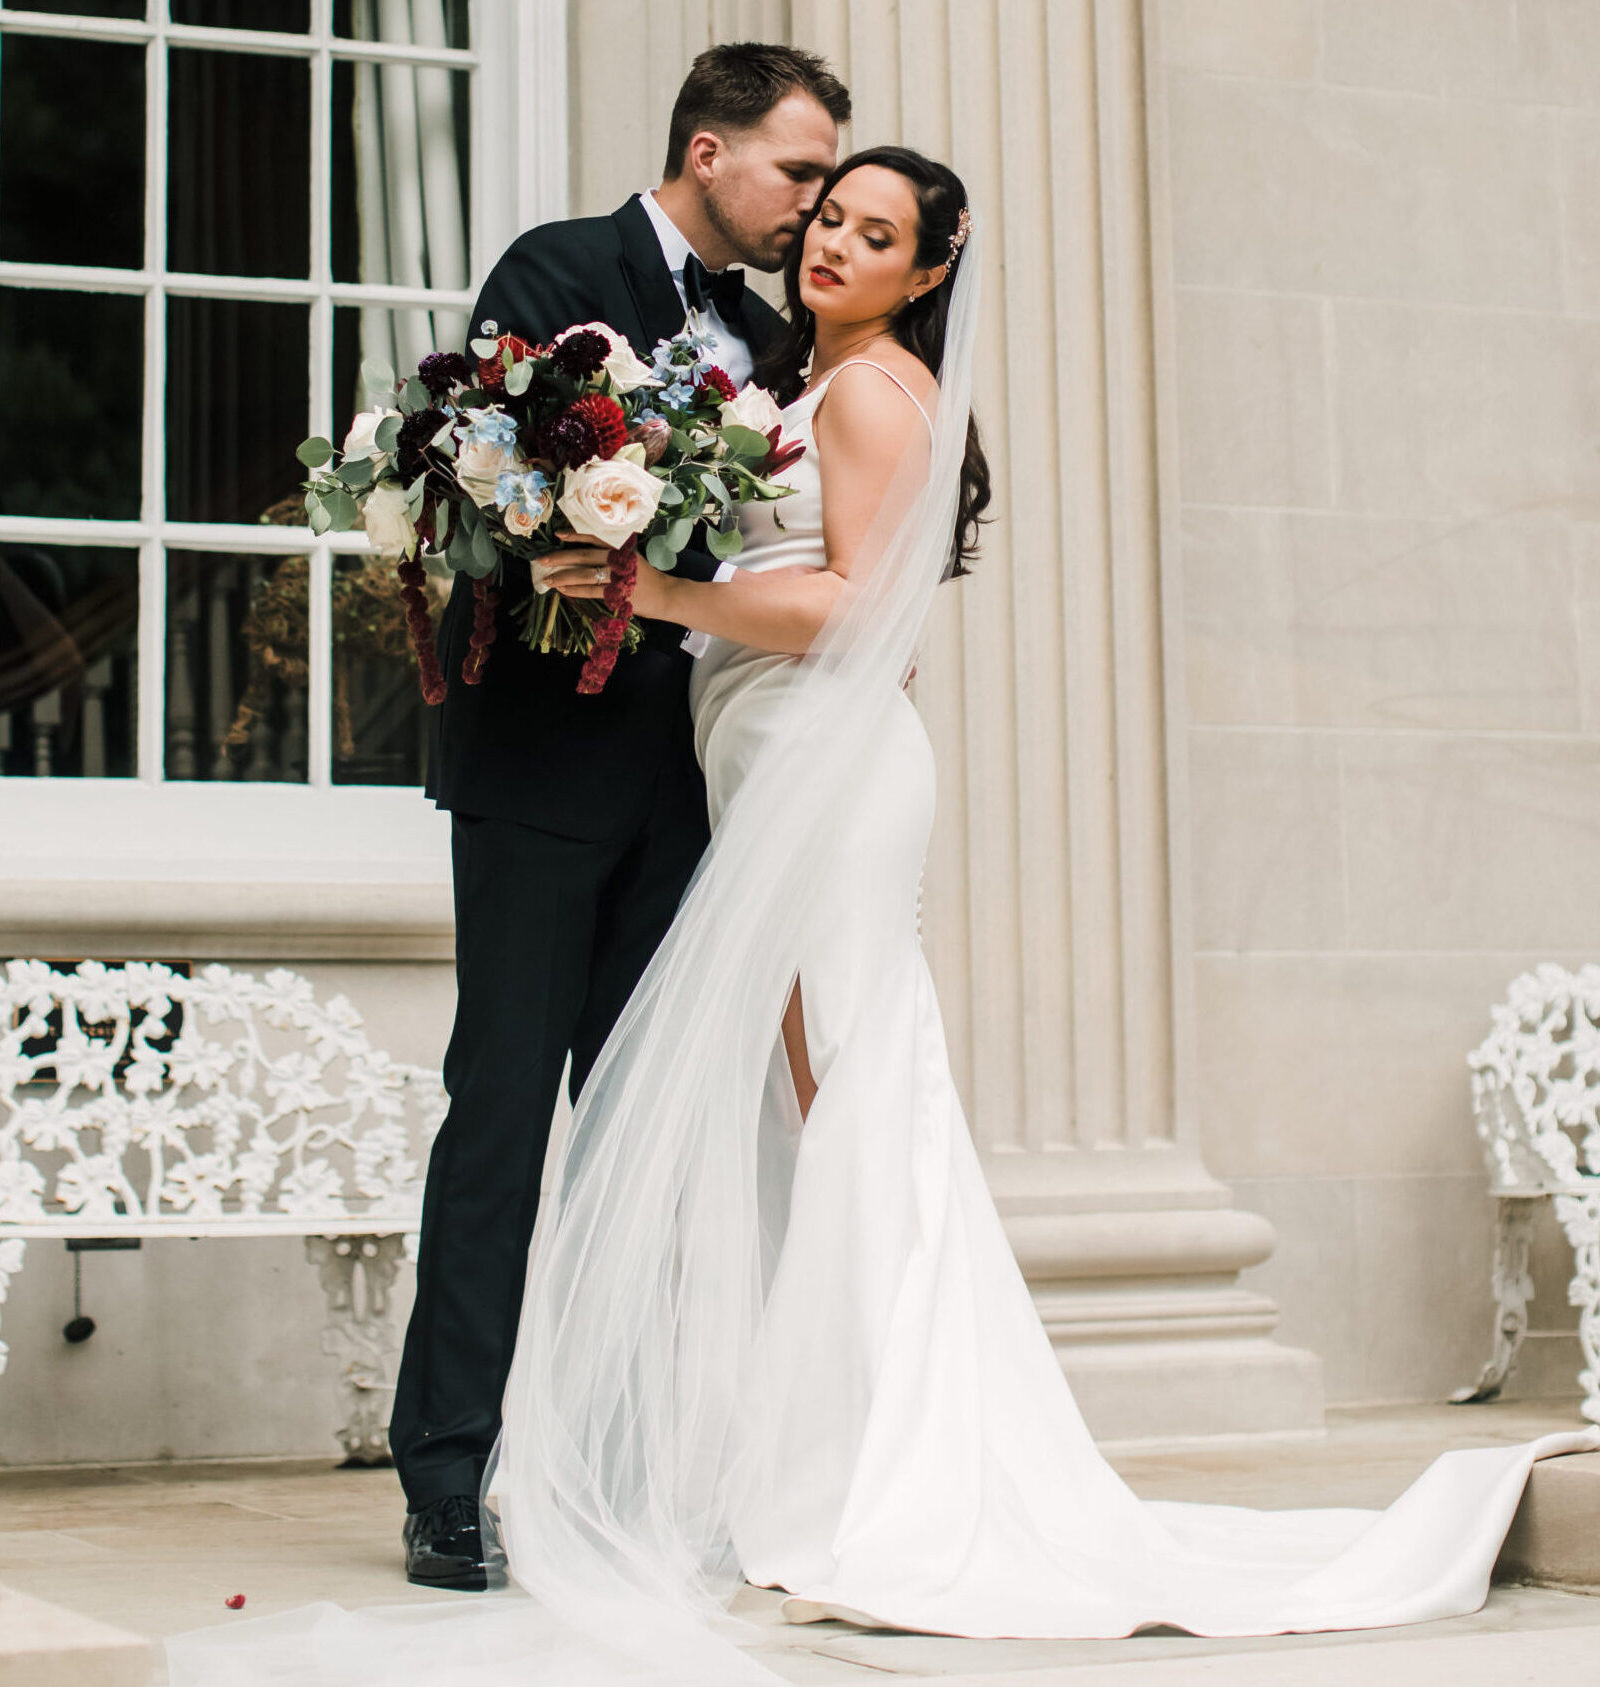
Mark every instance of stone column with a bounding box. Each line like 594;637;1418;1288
792;0;1323;1439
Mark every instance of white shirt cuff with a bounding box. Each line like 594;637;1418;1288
679;561;739;657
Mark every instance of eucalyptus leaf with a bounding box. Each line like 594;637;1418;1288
399;377;429;414
457;496;479;533
374;414;403;455
322;487;360;529
335;456;375;490
434;500;453;552
309;504;333;536
296;435;334;469
448;518;474;572
303;488;322;519
470;521;497;574
699;471;730;507
656;481;685;507
468;338;498;359
504;359;533;397
429;418;457;449
705;525;745;562
719;423;772;463
405;479;427;519
665;516;694;554
669;428;698;459
646;533;677;571
360;358;395;395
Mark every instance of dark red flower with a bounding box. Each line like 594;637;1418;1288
462;578;500;686
225;1595;246;1610
566;393;628;459
577;537;639;695
549;329;611;382
396;407;447;478
477;332;537;396
416;351;472;398
396;558;447;704
761;425;807;478
537;408;600;470
697;365;737;403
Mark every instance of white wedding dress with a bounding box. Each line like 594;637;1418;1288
685;357;1599;1640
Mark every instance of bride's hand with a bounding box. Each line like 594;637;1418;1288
550;552;677;620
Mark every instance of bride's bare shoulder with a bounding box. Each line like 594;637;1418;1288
814;352;936;460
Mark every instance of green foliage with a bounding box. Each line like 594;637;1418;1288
705;526;745;561
296;436;334;469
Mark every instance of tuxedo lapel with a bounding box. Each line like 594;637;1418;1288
612;194;690;358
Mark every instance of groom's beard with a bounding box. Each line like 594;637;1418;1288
702;189;798;274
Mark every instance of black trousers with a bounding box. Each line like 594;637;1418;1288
389;765;709;1510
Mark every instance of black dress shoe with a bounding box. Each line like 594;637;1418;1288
403;1493;488;1590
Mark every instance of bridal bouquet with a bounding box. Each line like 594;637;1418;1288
295;320;802;697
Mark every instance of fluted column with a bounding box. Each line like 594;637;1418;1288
789;0;1322;1438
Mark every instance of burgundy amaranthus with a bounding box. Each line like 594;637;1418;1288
462;577;500;685
576;537;638;695
396;558;447;704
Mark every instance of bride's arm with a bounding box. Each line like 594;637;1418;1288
553;365;931;656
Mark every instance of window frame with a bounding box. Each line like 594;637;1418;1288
0;0;567;885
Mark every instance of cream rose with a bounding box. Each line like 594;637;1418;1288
720;383;784;436
502;499;542;539
363;483;416;555
556;321;660;394
557;455;665;549
342;405;401;467
455;439;521;508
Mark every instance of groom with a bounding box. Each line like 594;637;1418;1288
392;42;850;1588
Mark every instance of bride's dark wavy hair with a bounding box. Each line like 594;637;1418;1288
757;145;991;575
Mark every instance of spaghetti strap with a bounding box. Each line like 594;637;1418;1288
806;358;936;432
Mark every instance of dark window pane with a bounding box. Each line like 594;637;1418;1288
0;35;144;268
333;0;467;47
170;0;309;28
331;302;467;452
1;289;143;519
0;545;138;778
167;49;309;278
166;296;308;524
0;1;146;17
329;58;470;290
331;556;428;786
165;551;307;782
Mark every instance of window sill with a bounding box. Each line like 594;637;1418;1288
0;781;453;960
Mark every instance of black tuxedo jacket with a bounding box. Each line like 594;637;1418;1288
424;195;787;838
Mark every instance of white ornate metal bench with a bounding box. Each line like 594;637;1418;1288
1453;962;1600;1425
0;958;447;1463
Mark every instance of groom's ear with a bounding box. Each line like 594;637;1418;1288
683;128;728;188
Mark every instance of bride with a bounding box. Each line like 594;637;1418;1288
171;146;1597;1684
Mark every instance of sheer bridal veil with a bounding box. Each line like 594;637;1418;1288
168;220;982;1687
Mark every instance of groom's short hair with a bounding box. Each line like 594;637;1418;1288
664;42;851;178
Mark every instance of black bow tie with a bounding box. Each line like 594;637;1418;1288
681;253;746;317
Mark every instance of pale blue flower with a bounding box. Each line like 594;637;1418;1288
460;408;519;449
494;468;550;516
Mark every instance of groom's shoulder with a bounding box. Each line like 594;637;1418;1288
494;209;625;272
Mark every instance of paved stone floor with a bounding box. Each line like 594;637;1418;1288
2;1398;1597;1684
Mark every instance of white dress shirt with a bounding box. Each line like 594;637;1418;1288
638;190;744;652
639;190;754;390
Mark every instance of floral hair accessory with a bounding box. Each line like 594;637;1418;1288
947;206;972;265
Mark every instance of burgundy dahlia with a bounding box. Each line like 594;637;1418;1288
549;329;610;382
566;393;628;459
416;351;472;398
396;407;447;478
698;365;737;404
537;408;600;470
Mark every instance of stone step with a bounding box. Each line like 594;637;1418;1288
1497;1448;1600;1592
0;1582;149;1687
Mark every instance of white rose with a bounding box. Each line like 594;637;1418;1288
556;321;660;393
343;405;401;466
363;483;416;555
720;383;784;436
557;455;666;549
455;439;521;507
